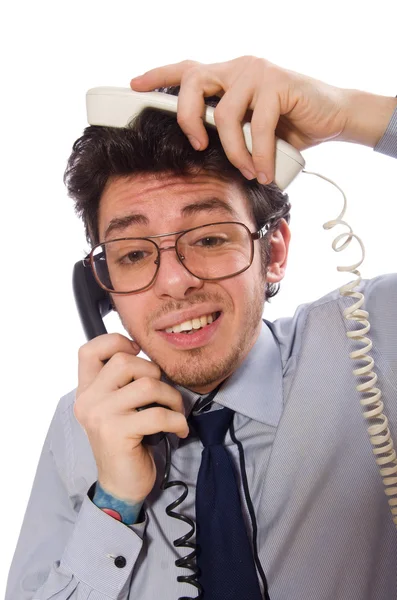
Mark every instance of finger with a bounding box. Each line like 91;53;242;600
77;334;140;394
176;74;209;151
175;65;229;151
91;353;162;395
130;60;199;91
213;88;256;178
120;406;189;439
117;377;185;416
250;91;280;184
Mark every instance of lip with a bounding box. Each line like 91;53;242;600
153;305;223;331
157;312;223;349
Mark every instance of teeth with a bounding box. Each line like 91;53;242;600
165;312;218;334
180;320;192;332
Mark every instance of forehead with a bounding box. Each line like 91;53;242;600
98;172;253;239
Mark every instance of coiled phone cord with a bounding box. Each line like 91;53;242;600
302;169;397;527
160;433;203;599
159;418;269;599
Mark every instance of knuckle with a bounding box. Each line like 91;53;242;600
109;333;133;353
78;342;91;362
138;376;156;395
213;105;227;125
175;411;187;426
176;112;191;129
146;406;165;428
181;64;204;83
241;54;257;64
252;151;267;161
112;351;132;369
182;59;198;68
182;58;200;68
242;55;266;72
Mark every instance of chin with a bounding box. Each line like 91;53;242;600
154;344;242;390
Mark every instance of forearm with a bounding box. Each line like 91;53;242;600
339;89;397;148
93;481;144;525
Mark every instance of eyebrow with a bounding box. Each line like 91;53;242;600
104;197;239;240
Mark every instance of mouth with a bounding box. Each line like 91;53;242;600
163;311;221;334
157;311;223;349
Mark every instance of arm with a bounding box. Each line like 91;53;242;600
338;89;397;157
5;393;146;600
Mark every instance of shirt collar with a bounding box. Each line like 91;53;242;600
161;319;283;447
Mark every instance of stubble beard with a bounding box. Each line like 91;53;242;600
122;284;266;390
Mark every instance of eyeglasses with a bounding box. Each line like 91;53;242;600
84;221;270;294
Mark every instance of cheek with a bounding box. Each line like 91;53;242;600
113;296;148;332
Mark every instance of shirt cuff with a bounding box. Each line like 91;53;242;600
374;99;397;159
61;485;147;597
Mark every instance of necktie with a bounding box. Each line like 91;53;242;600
189;403;265;599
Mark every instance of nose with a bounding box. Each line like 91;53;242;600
153;245;204;299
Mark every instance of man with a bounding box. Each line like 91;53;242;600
6;56;397;599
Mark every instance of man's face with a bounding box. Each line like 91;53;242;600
98;172;289;393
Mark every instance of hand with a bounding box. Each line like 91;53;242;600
130;56;350;185
74;333;189;504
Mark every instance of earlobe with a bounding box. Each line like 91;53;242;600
265;263;285;283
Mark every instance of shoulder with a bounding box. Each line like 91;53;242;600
266;272;397;365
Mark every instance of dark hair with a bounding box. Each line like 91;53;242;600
64;87;291;301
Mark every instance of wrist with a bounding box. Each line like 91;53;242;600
92;481;145;525
338;89;397;148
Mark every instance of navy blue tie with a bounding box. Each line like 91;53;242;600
190;403;265;599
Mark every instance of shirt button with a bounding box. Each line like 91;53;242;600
114;555;127;568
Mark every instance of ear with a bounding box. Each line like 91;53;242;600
265;219;291;284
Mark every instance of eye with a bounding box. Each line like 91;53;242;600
118;250;149;265
195;236;226;247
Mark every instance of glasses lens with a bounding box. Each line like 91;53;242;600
177;223;252;279
92;238;158;292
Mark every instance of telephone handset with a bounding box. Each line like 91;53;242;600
72;260;166;446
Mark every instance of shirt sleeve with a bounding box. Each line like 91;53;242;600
374;98;397;159
5;395;146;600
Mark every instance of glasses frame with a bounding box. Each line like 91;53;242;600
84;220;270;295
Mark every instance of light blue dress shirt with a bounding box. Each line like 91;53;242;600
5;103;397;600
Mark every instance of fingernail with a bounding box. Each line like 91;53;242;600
241;168;256;180
187;135;201;150
257;172;268;184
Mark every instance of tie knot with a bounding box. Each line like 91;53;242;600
190;406;234;446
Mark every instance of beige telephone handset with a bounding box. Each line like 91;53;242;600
86;87;397;527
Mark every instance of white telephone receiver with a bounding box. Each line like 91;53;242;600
86;87;305;192
85;86;397;528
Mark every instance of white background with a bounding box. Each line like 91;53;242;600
1;0;396;594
